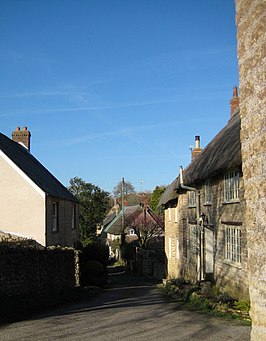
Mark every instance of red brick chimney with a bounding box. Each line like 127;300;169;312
230;86;239;116
192;135;202;161
12;126;31;152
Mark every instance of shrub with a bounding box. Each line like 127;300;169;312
79;242;109;267
80;260;107;287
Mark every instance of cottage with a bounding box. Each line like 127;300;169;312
160;88;249;300
0;127;79;247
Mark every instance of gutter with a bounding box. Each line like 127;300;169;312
180;166;204;281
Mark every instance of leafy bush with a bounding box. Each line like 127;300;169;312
79;242;109;267
233;300;250;312
80;260;107;287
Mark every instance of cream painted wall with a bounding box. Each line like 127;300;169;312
0;153;46;245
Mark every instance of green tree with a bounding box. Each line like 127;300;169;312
69;177;110;242
113;180;135;197
149;186;166;213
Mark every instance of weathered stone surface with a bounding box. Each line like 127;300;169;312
236;0;266;339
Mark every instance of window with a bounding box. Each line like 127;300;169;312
190;224;199;253
204;179;212;204
224;226;241;263
52;202;59;232
224;170;239;202
188;191;196;207
174;205;178;223
129;229;135;235
71;204;76;229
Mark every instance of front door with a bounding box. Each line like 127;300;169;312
205;226;214;280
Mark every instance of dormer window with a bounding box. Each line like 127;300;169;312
224;170;239;202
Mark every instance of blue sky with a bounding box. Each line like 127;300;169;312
0;0;238;194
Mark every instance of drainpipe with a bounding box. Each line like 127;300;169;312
180;166;204;281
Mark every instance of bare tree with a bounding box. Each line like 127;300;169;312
125;207;164;248
113;180;135;197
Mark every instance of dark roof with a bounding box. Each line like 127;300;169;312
0;132;78;202
158;178;179;206
104;205;142;235
104;205;163;235
103;212;116;227
159;111;241;206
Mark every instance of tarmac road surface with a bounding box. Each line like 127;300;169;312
0;268;251;341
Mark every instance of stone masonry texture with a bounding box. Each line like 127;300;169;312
235;0;266;340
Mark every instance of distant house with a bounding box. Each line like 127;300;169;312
160;88;249;300
104;204;164;258
0;127;79;247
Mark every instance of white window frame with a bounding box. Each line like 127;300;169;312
224;226;241;264
188;191;196;207
189;224;199;253
224;170;240;202
129;229;135;236
204;179;212;204
52;202;59;232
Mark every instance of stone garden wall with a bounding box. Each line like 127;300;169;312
0;245;79;297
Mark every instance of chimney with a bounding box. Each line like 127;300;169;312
230;86;239;116
192;135;202;161
12;126;31;152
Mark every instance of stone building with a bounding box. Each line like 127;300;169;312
160;91;249;300
0;127;79;247
235;0;266;339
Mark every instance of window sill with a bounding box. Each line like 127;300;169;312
222;199;240;205
188;205;196;208
203;202;212;206
223;260;242;269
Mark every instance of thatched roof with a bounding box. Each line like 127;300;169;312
158;177;179;206
159;110;241;206
183;111;241;185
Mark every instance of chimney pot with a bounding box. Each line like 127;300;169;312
192;135;202;161
230;86;239;116
12;126;31;152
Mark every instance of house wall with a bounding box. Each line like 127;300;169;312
165;199;183;278
46;196;79;247
236;0;266;338
0;154;46;245
164;170;249;300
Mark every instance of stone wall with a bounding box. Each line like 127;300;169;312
135;247;166;280
0;245;78;297
235;0;266;339
164;170;249;300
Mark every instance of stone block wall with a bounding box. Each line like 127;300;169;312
235;0;266;339
46;196;79;247
0;245;78;297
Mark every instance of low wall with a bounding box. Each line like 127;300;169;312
0;245;79;297
135;247;166;280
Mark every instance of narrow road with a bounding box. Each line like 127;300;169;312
1;268;251;341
